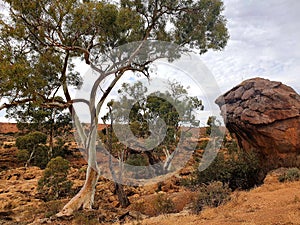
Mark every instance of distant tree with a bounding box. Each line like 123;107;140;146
8;101;72;159
206;116;222;136
104;80;203;174
16;131;48;168
0;0;229;216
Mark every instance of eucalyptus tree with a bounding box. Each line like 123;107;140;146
108;80;203;170
0;0;229;216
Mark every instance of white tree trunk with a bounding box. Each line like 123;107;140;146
163;148;174;172
57;123;99;217
56;165;99;217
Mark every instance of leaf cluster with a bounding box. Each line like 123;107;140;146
16;131;47;150
37;156;73;201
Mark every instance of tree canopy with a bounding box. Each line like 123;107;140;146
104;80;203;150
0;0;228;113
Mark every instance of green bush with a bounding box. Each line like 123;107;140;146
126;154;149;166
17;149;30;163
153;193;176;215
37;156;73;201
278;168;300;183
192;181;231;214
17;145;49;168
193;150;261;190
16;132;47;150
16;132;49;168
33;145;49;169
52;137;71;158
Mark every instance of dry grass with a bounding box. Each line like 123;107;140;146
124;176;300;225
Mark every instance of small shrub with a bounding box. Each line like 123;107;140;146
17;146;49;169
52;137;71;158
37;156;73;201
193;150;261;190
192;181;231;214
126;154;149;166
278;168;300;182
153;193;176;215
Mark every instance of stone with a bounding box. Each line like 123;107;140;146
216;77;300;171
112;201;120;208
108;196;116;202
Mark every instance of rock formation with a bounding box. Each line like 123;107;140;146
216;77;300;170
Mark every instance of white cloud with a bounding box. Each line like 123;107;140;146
201;0;300;96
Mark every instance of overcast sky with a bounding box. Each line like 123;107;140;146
201;0;300;94
0;0;299;122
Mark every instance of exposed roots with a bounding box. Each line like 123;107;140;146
56;167;99;217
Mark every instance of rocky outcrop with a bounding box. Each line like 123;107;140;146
216;77;300;170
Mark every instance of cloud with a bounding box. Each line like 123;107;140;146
0;109;15;122
201;0;300;95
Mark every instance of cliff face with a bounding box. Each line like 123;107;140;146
0;123;18;134
216;77;300;170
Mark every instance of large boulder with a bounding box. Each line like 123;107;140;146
216;77;300;171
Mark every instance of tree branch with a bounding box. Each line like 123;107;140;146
0;98;35;111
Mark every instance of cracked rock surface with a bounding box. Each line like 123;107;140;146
216;77;300;170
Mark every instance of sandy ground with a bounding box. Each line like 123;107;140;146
122;176;300;225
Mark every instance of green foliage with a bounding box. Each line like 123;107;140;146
52;137;71;158
17;149;29;163
37;157;73;201
121;0;229;53
192;181;231;214
33;145;49;169
1;0;228;115
15;131;69;168
105;80;203;166
224;139;239;155
16;131;49;168
193;149;261;190
278;168;300;183
11;103;72;138
16;132;47;150
126;154;149;166
154;193;176;215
